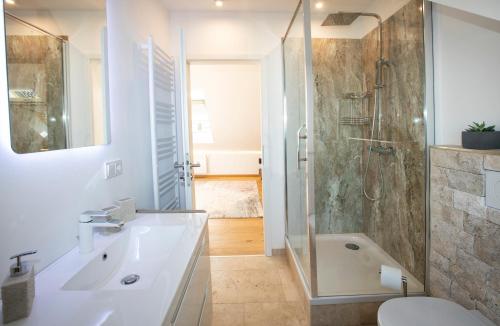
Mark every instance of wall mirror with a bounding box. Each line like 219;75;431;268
3;0;110;154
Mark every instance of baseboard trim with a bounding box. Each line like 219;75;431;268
272;248;286;256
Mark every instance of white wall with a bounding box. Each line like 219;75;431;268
191;62;262;152
9;10;105;55
169;11;291;59
433;4;500;145
169;11;288;252
431;0;500;22
190;62;262;175
0;0;169;282
261;46;286;253
194;150;261;175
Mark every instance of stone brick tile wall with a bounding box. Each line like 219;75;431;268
430;146;500;325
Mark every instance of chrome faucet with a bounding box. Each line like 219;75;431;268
78;210;124;254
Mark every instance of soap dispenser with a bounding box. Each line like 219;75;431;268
1;250;37;324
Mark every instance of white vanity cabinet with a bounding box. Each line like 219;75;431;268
165;227;212;326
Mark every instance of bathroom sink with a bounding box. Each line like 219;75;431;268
9;212;208;326
63;225;186;291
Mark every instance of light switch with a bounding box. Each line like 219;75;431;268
486;170;500;210
105;160;123;179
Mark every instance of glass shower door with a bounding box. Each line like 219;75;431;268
309;0;427;297
283;3;311;287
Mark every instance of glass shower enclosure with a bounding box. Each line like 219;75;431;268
283;0;434;300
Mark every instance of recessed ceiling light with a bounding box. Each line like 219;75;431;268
5;0;16;5
214;0;223;7
315;2;324;9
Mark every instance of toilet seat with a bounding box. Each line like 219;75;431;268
378;297;488;326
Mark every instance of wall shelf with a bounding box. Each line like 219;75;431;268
347;137;418;146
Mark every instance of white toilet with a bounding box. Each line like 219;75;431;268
377;297;495;326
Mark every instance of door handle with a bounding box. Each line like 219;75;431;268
175;161;200;169
297;124;307;170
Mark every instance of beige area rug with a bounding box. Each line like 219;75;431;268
195;180;264;218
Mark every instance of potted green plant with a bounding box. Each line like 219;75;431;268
462;121;500;150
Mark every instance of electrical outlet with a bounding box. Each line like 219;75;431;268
105;160;123;179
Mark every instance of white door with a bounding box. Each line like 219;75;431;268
177;30;196;209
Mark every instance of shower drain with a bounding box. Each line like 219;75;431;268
121;274;140;286
345;243;360;251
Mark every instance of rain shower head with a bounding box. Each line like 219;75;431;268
321;12;362;26
321;12;382;26
321;11;385;62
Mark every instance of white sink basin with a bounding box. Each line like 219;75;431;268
1;213;208;326
63;225;186;291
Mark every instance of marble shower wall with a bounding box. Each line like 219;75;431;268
7;34;67;153
312;39;365;234
361;0;426;283
313;0;426;282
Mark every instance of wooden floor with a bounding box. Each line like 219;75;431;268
208;218;264;256
195;175;264;256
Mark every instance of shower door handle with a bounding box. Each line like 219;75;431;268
297;124;307;169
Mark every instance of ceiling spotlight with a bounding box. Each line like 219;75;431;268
315;2;324;9
214;0;223;7
5;0;16;5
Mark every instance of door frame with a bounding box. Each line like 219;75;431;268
183;56;272;256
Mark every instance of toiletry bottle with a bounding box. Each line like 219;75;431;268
1;250;37;324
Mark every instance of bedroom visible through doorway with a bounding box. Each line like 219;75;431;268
187;61;264;256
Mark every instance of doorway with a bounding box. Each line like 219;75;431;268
187;61;264;256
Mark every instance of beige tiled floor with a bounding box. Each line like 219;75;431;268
210;255;308;326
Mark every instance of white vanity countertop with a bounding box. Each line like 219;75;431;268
0;212;208;326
